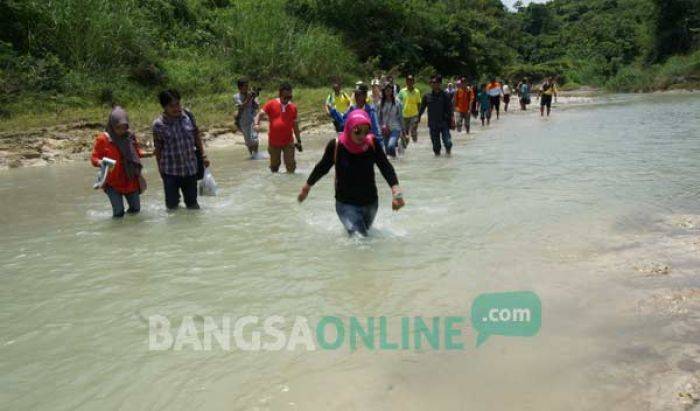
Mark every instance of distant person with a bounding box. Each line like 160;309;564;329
344;83;383;149
386;75;400;96
233;78;260;158
477;84;491;126
153;89;209;210
454;80;474;133
445;82;456;101
91;106;145;218
486;78;503;119
371;78;383;107
254;82;303;173
502;82;512;112
298;110;404;236
398;74;421;145
378;83;404;157
539;77;558;117
470;80;479;119
419;74;453;156
324;79;352;133
519;78;531;110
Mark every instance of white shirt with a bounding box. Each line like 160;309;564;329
503;85;511;95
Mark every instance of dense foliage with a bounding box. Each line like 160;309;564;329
0;0;698;115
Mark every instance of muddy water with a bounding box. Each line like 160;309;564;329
0;93;699;410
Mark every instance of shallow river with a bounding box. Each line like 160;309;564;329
1;93;699;410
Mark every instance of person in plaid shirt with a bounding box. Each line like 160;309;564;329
152;89;211;210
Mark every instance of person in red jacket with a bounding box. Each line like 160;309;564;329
91;106;145;218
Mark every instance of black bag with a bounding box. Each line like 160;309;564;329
195;149;205;180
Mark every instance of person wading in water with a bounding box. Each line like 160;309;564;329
298;110;405;236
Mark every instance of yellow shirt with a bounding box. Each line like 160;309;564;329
326;91;352;113
541;83;558;96
399;87;421;118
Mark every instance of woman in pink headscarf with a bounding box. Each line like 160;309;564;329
298;110;405;236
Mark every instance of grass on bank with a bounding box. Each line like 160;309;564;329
0;87;333;134
0;81;433;135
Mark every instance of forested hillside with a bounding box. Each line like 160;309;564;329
1;0;698;117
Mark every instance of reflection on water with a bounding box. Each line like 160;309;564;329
0;93;699;410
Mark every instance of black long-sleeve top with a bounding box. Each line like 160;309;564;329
307;139;399;206
419;89;453;129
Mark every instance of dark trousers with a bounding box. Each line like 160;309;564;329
105;187;140;218
429;126;453;155
162;174;199;210
335;201;378;236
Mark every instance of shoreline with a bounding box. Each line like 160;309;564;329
0;88;696;170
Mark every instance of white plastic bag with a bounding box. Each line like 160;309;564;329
198;167;218;196
93;157;116;189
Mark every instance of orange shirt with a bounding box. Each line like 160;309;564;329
455;88;474;113
90;132;143;194
263;99;298;147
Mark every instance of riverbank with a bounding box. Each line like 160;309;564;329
0;88;332;169
0;86;593;169
0;87;696;170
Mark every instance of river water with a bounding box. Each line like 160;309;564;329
1;93;699;410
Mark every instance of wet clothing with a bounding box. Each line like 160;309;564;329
540;94;553;108
456;111;470;132
105;186;140;218
398;87;421;118
307;139;398;206
335;201;378;236
402;116;419;141
489;96;501;111
163;174;199;209
152;112;198;177
263;98;298;148
91;132;143;194
429;127;452;155
268;143;296;173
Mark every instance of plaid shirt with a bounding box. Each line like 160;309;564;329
152;112;198;177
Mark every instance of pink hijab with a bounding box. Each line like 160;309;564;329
339;110;375;154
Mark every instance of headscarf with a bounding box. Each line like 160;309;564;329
338;110;374;154
106;106;142;179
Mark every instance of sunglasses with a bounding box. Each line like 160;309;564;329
352;125;370;136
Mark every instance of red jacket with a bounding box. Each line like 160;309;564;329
90;132;143;194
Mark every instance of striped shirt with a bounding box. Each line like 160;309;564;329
152;112;198;177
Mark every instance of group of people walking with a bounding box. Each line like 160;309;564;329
90;74;558;236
